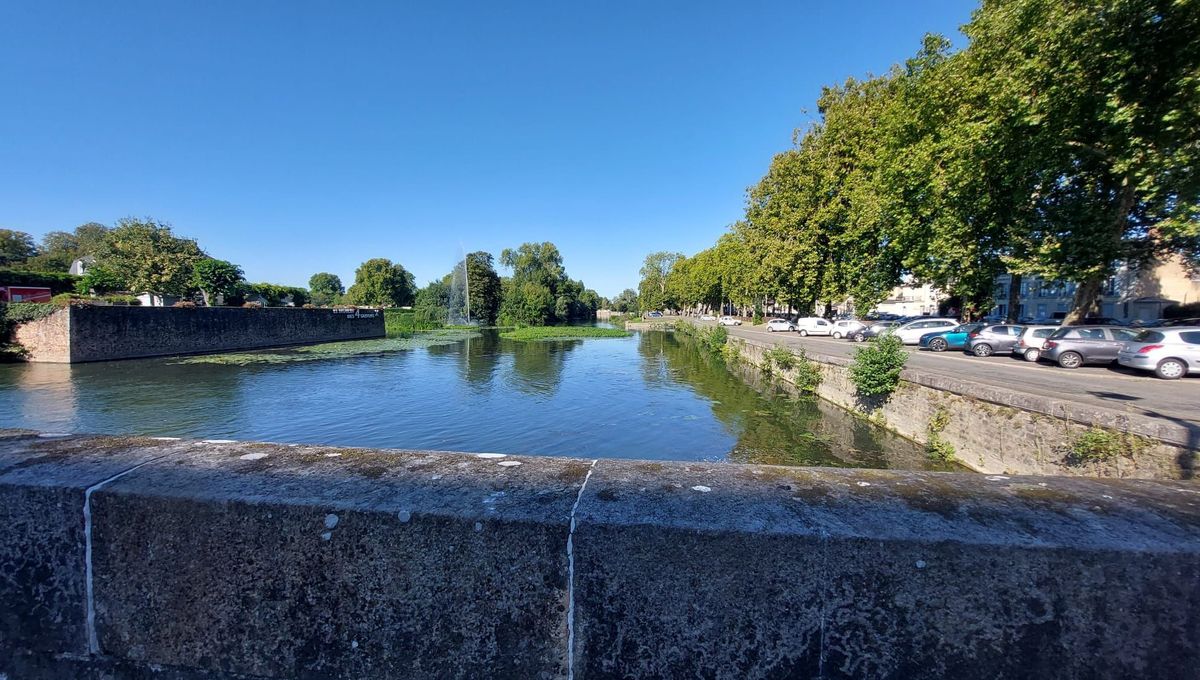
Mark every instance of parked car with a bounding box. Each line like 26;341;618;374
646;311;663;318
718;316;742;326
794;317;833;336
850;321;900;342
917;323;985;352
891;318;959;345
830;319;865;339
965;324;1024;357
1011;325;1059;362
1116;327;1200;380
1069;316;1125;326
1039;325;1141;368
699;314;716;321
765;318;796;333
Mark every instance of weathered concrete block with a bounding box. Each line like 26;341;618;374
0;433;181;665
572;463;1200;680
88;441;590;679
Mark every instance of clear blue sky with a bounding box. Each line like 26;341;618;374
0;1;973;298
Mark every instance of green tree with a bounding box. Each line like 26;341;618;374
26;223;111;272
94;218;204;296
0;229;38;266
345;258;416;307
454;251;502;324
75;264;126;295
638;251;683;312
499;242;586;325
612;288;639;313
308;272;344;306
190;258;245;306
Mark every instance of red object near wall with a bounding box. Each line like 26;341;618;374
0;286;53;303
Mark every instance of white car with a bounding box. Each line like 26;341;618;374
794;317;833;336
765;318;796;332
1117;327;1200;379
699;314;716;321
718;316;742;326
830;319;864;339
892;318;959;345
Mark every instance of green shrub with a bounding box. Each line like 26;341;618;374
50;293;77;306
849;334;908;397
1;302;59;326
102;294;141;306
763;346;822;393
1067;428;1152;465
385;308;441;336
764;347;796;370
0;268;80;295
500;326;631;341
751;306;763;324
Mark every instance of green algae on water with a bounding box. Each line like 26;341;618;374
173;329;482;365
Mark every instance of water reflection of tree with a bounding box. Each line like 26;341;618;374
424;331;580;396
507;338;580;396
426;331;502;392
644;332;932;469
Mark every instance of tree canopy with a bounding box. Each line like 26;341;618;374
308;272;344;306
345;258;416;307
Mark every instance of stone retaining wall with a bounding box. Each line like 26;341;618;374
727;334;1198;479
2;431;1199;679
11;305;385;362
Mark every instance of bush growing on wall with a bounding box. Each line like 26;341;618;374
0;268;80;295
848;334;907;397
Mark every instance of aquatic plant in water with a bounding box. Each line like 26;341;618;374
173;329;482;365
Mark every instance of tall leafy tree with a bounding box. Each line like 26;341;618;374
308;272;345;306
454;251;502;324
345;258;416;307
637;251;683;311
190;258;245;306
94;218;204;296
0;229;38;266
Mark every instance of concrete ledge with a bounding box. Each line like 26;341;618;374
3;432;1199;679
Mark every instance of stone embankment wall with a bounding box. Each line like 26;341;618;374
728;334;1198;479
2;431;1199;679
11;305;385;363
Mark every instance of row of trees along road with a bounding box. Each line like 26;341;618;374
641;0;1200;324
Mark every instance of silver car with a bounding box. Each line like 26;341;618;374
1039;326;1141;368
1011;325;1059;362
965;324;1023;357
1117;327;1200;379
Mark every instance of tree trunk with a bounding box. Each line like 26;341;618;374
1063;277;1103;325
1006;274;1022;323
200;289;211;307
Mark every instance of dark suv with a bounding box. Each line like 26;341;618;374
1039;326;1141;368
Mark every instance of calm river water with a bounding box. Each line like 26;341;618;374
0;330;945;469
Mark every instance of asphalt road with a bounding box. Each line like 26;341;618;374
693;320;1200;426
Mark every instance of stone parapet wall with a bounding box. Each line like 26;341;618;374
11;305;385;363
728;334;1198;479
2;431;1198;679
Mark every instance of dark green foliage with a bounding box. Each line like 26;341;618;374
498;242;599;326
75;264;125;295
924;407;956;462
499;326;631;341
190;258;245;306
849;334;907;398
0;230;39;266
0;268;81;295
1164;302;1200;319
345;258;415;307
1066;428;1152;466
308;272;344;306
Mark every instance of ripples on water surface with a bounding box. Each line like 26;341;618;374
0;330;948;470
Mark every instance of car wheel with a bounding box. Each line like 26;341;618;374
1023;348;1040;362
1057;351;1083;369
767;327;774;333
972;343;993;357
832;331;842;339
799;329;808;337
852;333;865;342
1155;358;1186;380
929;338;948;352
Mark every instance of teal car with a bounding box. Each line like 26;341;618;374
918;323;985;352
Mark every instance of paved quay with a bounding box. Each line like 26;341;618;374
687;319;1200;427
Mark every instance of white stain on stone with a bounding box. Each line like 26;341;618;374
397;510;412;523
431;474;443;480
324;453;342;457
150;437;180;441
204;439;238;444
691;485;712;493
351;640;359;650
856;482;872;487
476;453;506;459
473;522;483;532
985;475;1010;481
320;531;332;541
498;460;522;467
238;452;269;461
324;514;339;529
37;432;71;438
1102;495;1114;500
915;560;927;569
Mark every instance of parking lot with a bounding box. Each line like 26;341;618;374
696;319;1200;427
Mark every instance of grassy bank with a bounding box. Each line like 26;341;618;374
384;308;442;336
173;329;481;365
499;326;632;341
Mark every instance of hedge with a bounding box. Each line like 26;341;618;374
0;268;81;295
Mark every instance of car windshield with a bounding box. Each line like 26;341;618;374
1134;330;1165;343
1032;328;1054;338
